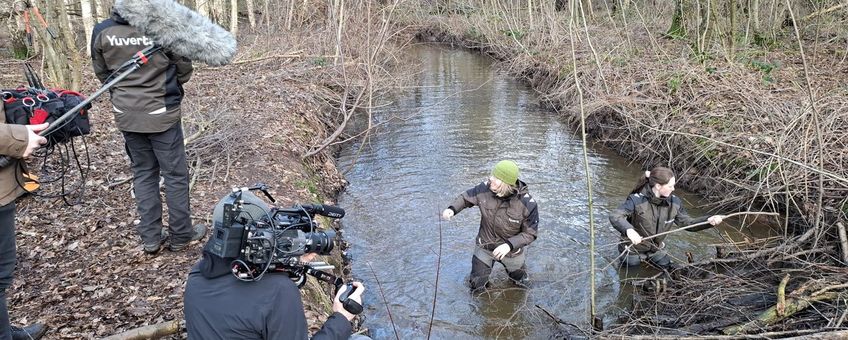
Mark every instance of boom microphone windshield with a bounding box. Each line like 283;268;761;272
114;0;236;66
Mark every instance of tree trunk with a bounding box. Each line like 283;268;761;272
334;0;344;65
705;0;717;52
729;0;736;58
263;0;269;26
246;0;255;28
94;0;105;21
9;0;30;58
583;0;594;19
300;0;308;26
197;0;210;18
31;0;64;86
57;0;83;90
286;0;295;29
81;0;94;56
698;0;714;54
212;0;227;26
666;0;684;37
230;0;238;34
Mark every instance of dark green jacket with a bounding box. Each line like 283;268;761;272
448;179;539;256
609;185;709;252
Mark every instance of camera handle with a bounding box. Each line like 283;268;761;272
337;283;364;315
300;265;363;315
230;183;276;203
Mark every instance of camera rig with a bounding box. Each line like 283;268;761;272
208;184;345;286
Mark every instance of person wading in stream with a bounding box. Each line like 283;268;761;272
441;160;539;291
609;166;726;270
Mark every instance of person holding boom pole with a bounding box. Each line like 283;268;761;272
609;167;725;270
88;0;237;254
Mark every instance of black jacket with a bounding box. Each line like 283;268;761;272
90;12;193;133
183;252;352;340
609;185;709;252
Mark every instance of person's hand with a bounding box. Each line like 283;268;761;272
24;123;49;157
708;215;725;226
626;229;642;245
492;243;511;260
333;281;365;321
299;252;318;263
441;208;454;221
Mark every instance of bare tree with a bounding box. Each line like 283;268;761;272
246;0;255;28
211;0;227;26
197;0;210;18
8;0;31;58
57;0;82;89
81;0;95;55
230;0;238;33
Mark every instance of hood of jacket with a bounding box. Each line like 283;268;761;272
197;244;235;279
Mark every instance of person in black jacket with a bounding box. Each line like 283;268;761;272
609;167;725;269
184;249;366;340
90;10;205;254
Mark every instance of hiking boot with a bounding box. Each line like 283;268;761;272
168;224;207;252
11;323;47;340
143;242;161;255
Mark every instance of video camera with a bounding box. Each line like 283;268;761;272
208;184;344;284
207;184;364;314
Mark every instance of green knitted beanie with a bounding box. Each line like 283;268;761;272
491;160;519;186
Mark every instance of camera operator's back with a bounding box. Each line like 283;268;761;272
183;252;353;340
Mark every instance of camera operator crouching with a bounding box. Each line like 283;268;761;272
184;250;367;339
183;188;370;339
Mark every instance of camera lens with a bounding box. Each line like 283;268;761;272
305;229;336;255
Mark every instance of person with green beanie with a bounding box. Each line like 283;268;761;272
441;160;539;291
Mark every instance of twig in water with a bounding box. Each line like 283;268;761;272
535;304;590;337
427;211;443;339
367;262;400;340
641;212;780;243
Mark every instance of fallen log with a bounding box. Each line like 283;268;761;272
837;222;848;264
781;330;848;340
722;292;839;335
101;320;182;340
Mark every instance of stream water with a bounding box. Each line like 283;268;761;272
336;45;771;339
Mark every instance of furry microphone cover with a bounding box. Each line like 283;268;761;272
114;0;237;66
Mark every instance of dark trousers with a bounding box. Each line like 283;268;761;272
617;242;671;268
0;203;17;340
470;245;527;290
122;123;192;245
